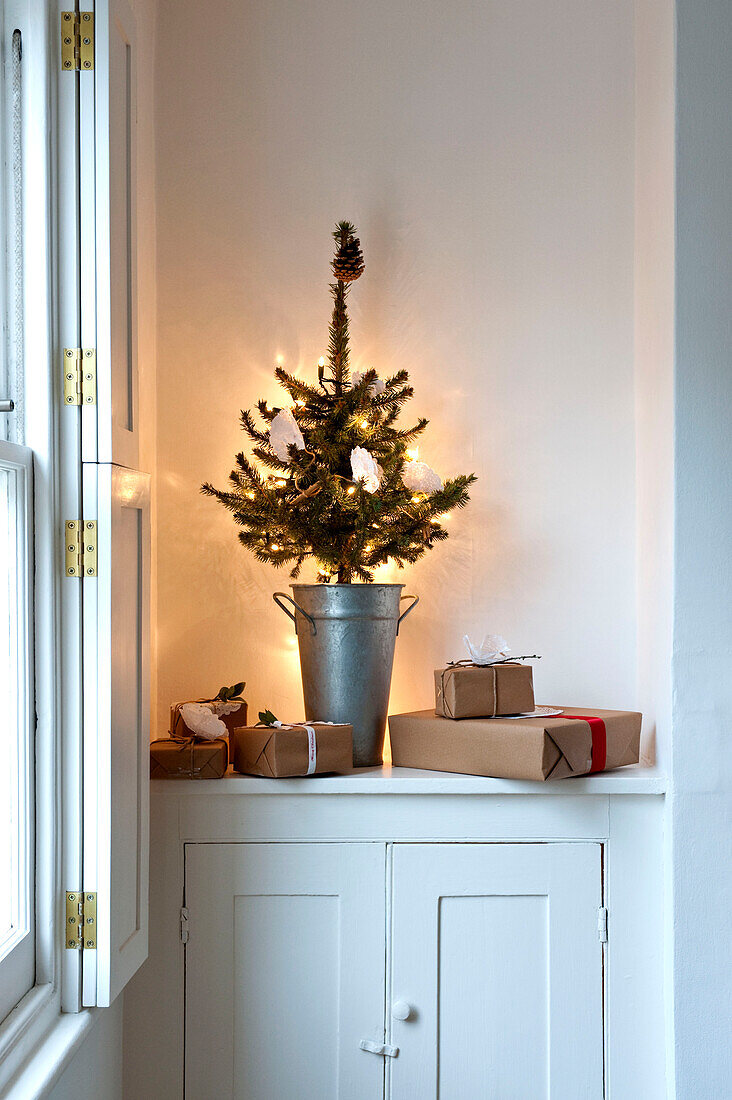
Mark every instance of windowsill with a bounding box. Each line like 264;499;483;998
0;996;97;1100
151;764;666;796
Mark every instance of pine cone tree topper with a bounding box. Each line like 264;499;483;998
332;227;365;282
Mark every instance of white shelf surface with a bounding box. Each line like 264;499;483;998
152;764;666;796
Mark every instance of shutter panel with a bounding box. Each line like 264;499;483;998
82;463;150;1006
81;0;139;468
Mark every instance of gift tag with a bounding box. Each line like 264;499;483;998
501;706;564;719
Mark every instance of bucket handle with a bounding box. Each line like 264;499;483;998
273;591;317;635
397;593;419;635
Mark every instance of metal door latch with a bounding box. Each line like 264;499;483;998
359;1039;399;1058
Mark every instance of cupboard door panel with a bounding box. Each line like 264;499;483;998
185;843;386;1100
389;843;603;1099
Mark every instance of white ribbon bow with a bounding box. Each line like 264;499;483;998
463;634;512;666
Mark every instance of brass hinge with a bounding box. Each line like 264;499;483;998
64;519;98;578
66;891;97;949
61;12;94;71
63;347;96;406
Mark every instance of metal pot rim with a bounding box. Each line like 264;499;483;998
290;582;406;589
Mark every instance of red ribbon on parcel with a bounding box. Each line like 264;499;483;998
562;715;607;773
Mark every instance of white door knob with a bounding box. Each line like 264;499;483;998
391;1000;412;1021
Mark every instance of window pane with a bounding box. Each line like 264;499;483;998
0;464;26;958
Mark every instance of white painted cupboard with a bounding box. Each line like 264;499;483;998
124;769;667;1099
185;843;387;1098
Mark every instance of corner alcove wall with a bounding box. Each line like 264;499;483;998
153;0;669;766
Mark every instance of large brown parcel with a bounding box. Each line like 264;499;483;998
389;706;641;780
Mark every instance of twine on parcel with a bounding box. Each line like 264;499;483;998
269;720;336;775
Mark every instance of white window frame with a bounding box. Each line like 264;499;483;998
0;1;98;1092
0;0;150;1088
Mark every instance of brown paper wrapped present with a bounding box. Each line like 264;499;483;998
150;736;228;780
435;661;535;718
169;697;248;740
389;706;641;780
231;721;353;778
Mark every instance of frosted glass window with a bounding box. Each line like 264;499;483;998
0;446;33;1023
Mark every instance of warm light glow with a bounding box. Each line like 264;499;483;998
276;355;284;366
439;513;450;521
246;491;255;499
347;486;356;495
360;419;369;429
276;479;286;487
294;399;305;407
406;447;419;461
270;543;280;551
365;544;372;552
411;495;421;503
318;356;325;368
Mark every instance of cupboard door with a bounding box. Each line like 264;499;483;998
389;843;603;1099
185;843;387;1100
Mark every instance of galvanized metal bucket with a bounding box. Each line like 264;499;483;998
273;584;419;766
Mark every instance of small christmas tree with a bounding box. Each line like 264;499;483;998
203;221;476;584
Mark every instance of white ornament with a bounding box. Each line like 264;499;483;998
211;700;243;717
269;407;305;463
402;459;442;494
352;370;386;395
179;702;228;740
350;447;381;493
463;634;511;665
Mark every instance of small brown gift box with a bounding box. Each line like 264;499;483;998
230;722;353;778
389;706;641;781
150;736;228;780
435;662;535;718
169;697;248;740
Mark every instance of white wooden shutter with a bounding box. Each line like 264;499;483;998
82;462;150;1006
81;0;139;468
74;0;148;1008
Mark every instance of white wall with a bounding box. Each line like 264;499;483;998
671;0;732;1091
634;0;675;773
46;1000;123;1100
154;0;641;744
